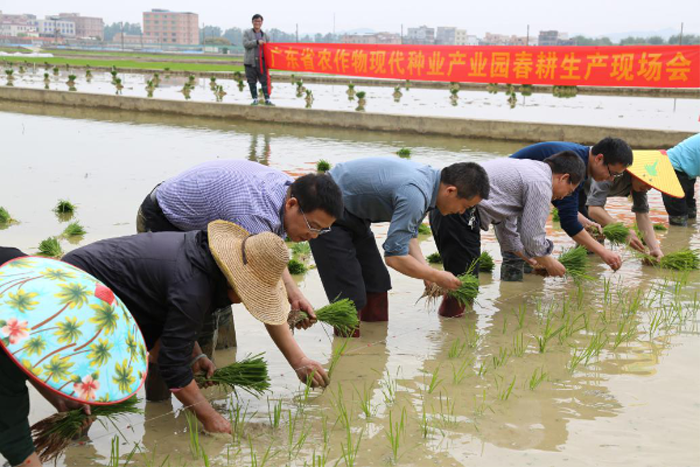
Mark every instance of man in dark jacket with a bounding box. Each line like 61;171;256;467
243;14;272;105
62;221;328;434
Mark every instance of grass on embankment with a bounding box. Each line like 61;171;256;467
43;48;240;62
1;56;244;73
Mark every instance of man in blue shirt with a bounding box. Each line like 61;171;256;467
507;137;633;279
310;157;490;336
663;133;700;226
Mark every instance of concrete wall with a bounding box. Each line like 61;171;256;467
0;86;693;148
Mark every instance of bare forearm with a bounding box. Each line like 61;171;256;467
265;323;306;367
408;237;429;266
637;213;660;252
385;253;440;282
572;229;607;256
173;380;218;420
588;206;615;226
282;268;300;296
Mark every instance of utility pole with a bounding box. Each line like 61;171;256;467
679;22;684;45
526;24;530;46
333;13;336;36
401;24;403;45
295;23;298;43
120;21;124;51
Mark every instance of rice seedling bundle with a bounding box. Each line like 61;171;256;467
419;271;479;307
0;206;14;224
426;252;442;264
287;258;307;275
558;246;589;278
585;224;605;241
63;221;86;237
38;237;63;258
291;242;311;262
653;223;668;231
316;159;331;172
418;223;431;235
195;353;270;397
396;148;411;158
54;199;76;214
478;251;495;273
31;397;141;463
288;298;359;335
551;208;560;222
602;222;629;245
658;249;700;271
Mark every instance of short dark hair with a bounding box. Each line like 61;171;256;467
440;162;490;200
252;14;264;21
291;173;344;219
544;151;587;185
592;137;633;167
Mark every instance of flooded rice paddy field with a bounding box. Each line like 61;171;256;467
1;102;700;466
4;68;700;132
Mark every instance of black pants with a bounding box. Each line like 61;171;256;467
245;63;269;100
136;186;180;234
310;210;391;311
662;170;697;218
429;208;481;277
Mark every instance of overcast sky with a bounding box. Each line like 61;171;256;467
2;0;699;38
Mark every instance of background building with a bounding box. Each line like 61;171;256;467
58;13;104;40
435;26;457;45
33;16;76;37
143;9;199;45
538;30;574;46
342;32;401;44
0;12;38;37
405;25;435;45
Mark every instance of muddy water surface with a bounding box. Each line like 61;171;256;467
1;103;699;467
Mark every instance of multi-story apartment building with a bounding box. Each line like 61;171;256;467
405;25;435;45
34;17;76;37
435;26;457;45
58;13;104;40
455;30;479;46
143;9;199;45
342;32;401;45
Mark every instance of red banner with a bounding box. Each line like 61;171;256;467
264;44;700;88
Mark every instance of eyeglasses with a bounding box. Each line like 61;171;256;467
298;203;331;235
606;165;625;179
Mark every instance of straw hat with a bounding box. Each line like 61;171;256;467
208;220;290;325
627;150;684;198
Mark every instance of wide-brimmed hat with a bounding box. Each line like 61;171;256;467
627;150;684;198
0;257;148;405
208;220;290;325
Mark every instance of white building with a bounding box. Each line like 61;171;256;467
0;22;38;37
33;17;76;37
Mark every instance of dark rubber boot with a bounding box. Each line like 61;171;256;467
501;252;524;282
669;215;688;226
145;362;171;402
438;295;466;318
688;208;697;219
360;292;389;322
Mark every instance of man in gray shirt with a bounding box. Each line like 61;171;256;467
243;14;272;105
430;152;586;317
585;172;662;258
310;157;489;336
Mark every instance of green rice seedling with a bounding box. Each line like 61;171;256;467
267;398;283;429
184;410;201;460
447;338;466;359
248;435;277;467
426;252;442;264
0;206;16;225
419;404;431;439
31;397;141;463
473;389;494;418
653;223;668;231
535;316;564;353
328;337;351;380
286;409;310;460
384;408;407;463
568;348;586;373
228;399;253;445
354;382;375;419
380;368;399;405
433;393;457;428
109;436;119;467
491;346;508;369
478;251;495;272
513;303;527;329
451;355;473;384
464;322;480;348
528;367;547;390
289;298;359;335
498;375;516;401
339;426;363;467
287;258;308;274
658;249;700;271
54;199;76;214
316;159;331;173
512;332;525;357
38;237;63;258
396;147;411;158
551;207;560;222
330;385;351;429
195;353;270;397
426;366;443;394
291;241;311;261
62;221;86;237
502;316;509;334
476;360;488;377
612;316;637;350
602;222;630;245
